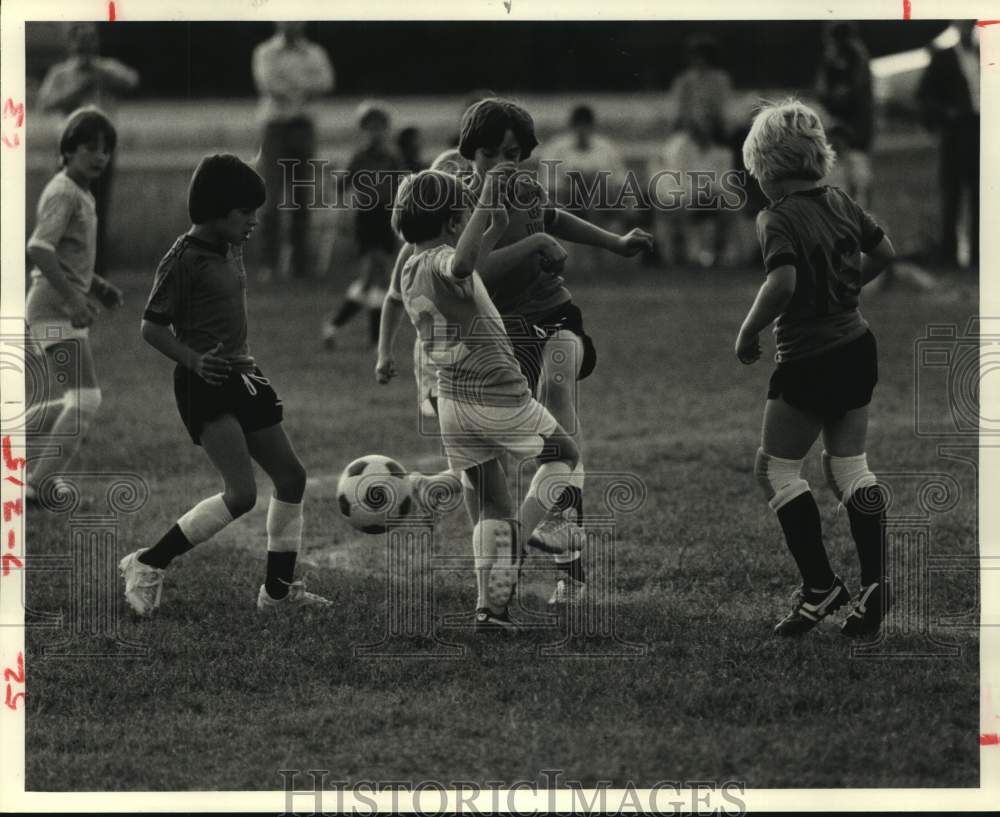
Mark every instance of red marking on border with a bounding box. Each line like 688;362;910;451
108;2;116;21
977;20;1000;27
903;0;912;19
2;99;24;128
981;733;1000;746
1;437;25;473
1;553;22;576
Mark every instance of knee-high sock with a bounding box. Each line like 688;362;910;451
265;497;303;599
139;493;234;569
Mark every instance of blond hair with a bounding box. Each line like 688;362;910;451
741;99;836;183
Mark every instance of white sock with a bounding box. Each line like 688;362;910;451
266;497;303;553
177;493;234;546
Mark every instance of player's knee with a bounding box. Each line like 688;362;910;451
754;448;810;511
224;488;257;518
274;459;307;500
822;451;880;506
528;460;574;510
538;433;578;469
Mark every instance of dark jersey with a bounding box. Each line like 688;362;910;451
756;186;885;363
348;145;402;212
483;172;571;323
144;234;250;360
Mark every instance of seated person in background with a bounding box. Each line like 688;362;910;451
650;112;734;268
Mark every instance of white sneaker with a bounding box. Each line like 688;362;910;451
119;549;165;617
527;518;584;554
256;580;332;612
548;577;586;606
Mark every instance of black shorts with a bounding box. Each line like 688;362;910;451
173;365;284;445
355;209;397;254
767;330;878;420
504;301;597;395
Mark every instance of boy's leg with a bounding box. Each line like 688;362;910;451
520;425;580;553
139;415;257;570
123;415;256;616
246;423;326;604
758;398;847;635
465;459;519;618
28;340;101;497
537;329;587;592
822;406;888;636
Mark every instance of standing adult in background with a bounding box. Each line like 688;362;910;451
37;22;139;277
252;21;334;280
670;34;731;139
541;105;629;271
816;21;874;208
917;20;980;268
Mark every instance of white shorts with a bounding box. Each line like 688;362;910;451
27;319;89;351
437;395;559;471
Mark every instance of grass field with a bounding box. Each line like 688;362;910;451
23;263;979;791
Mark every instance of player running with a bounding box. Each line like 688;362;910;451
393;166;585;630
25;106;124;506
120;154;331;617
457;98;653;605
736;99;895;637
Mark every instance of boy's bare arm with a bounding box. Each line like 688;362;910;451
27;244;99;327
140;320;230;385
547;207;653;256
477;233;565;287
734;266;796;364
859;236;895;286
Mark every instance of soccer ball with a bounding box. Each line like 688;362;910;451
337;455;413;534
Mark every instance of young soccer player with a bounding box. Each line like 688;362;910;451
737;100;895;637
457;98;653;605
393;167;586;629
25;106;123;505
120;154;330;616
323;102;401;349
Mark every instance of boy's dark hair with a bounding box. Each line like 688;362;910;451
391;170;470;244
58;106;117;164
187;154;266;224
458;98;539;161
569;105;595;127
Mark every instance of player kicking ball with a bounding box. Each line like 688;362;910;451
120;154;331;617
737;100;895;637
393;167;585;631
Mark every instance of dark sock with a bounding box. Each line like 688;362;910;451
265;551;298;599
556;553;587;583
368;308;381;345
846;485;888;586
552;485;583;525
138;524;193;569
775;492;835;590
333;298;362;328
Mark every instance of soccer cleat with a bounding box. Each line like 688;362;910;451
841;582;890;638
474;607;518;633
119;549;165;617
548;577;586;606
256;580;332;612
527;518;584;555
773;576;850;636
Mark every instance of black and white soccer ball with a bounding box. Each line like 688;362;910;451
337;455;413;534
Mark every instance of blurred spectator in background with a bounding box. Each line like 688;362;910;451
917;20;980;268
37;22;139;276
397;126;427;174
815;21;874;208
542;105;627;210
671;34;731;137
252;21;334;280
650;113;733;268
540;105;629;271
323;102;400;350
